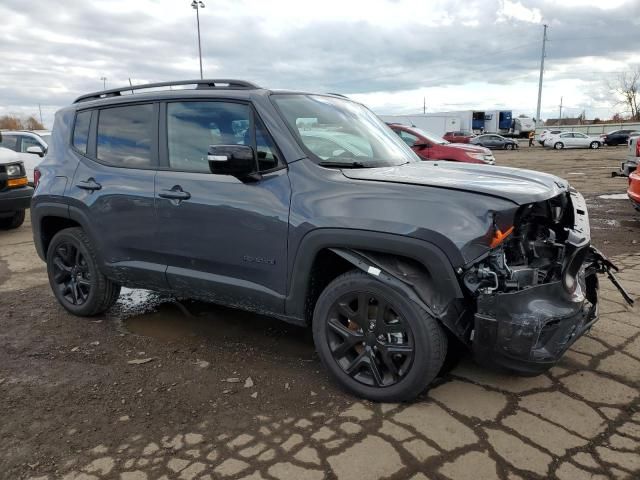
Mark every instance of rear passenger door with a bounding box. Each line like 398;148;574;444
67;103;164;288
154;100;291;314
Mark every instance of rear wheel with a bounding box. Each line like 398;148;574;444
0;210;25;230
590;141;600;149
46;227;121;316
312;270;447;402
554;142;564;150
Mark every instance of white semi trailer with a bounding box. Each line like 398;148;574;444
379;114;462;137
380;110;536;138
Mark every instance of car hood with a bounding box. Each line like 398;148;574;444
0;146;20;164
341;161;569;205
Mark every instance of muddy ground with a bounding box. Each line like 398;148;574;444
0;146;638;480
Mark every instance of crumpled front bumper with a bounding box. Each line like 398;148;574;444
472;270;599;374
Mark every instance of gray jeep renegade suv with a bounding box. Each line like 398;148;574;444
31;79;632;401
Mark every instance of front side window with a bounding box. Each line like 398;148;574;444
97;104;153;168
20;136;42;152
272;94;418;167
166;101;280;173
73;111;91;153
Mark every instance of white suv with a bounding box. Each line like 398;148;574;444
0;146;32;229
0;130;50;183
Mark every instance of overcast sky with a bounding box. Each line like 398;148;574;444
1;0;639;128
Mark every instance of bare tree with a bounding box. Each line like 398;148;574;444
610;68;639;120
0;114;45;130
24;116;44;130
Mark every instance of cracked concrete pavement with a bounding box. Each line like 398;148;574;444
1;149;639;480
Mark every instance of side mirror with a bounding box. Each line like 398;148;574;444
26;145;45;157
208;145;260;181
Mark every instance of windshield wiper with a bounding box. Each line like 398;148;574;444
318;160;368;168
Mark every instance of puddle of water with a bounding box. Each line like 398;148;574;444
123;299;312;356
598;193;629;200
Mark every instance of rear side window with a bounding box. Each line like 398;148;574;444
97;104;153;168
0;134;18;151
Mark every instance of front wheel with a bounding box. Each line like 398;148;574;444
0;210;25;230
590;141;600;149
312;270;447;402
505;144;514;150
554;142;564;150
46;227;121;316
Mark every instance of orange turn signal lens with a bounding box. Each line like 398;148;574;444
490;226;514;248
7;177;28;188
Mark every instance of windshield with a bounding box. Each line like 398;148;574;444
411;127;449;145
39;134;51;145
272;94;419;167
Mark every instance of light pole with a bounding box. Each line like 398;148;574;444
191;0;205;79
101;76;107;90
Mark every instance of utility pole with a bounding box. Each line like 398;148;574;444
558;96;563;125
535;24;548;126
423;97;426;114
191;1;205;79
38;104;43;126
101;76;107;90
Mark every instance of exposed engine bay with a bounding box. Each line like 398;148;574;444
464;192;578;296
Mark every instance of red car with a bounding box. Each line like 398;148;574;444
389;124;495;164
628;165;640;211
443;131;475;143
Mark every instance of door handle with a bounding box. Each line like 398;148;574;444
159;187;191;201
76;178;102;191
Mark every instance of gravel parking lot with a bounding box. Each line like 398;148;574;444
1;145;638;480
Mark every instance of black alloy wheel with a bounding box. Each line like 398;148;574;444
46;227;121;316
313;270;448;401
52;242;91;306
326;291;415;388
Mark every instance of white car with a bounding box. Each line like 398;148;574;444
543;131;602;150
537;129;562;146
0;130;50;183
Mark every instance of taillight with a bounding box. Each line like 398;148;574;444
34;168;41;188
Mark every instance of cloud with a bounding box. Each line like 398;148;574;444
1;0;638;127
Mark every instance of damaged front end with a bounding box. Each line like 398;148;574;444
464;188;634;374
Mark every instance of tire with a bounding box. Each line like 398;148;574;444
46;227;121;316
554;142;564;150
0;210;25;230
312;270;447;402
505;144;513;150
590;141;600;149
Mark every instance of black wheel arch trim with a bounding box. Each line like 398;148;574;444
31;200;71;261
285;228;465;326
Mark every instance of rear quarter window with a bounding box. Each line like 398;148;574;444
72;111;92;153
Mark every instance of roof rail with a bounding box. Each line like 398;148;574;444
73;79;260;104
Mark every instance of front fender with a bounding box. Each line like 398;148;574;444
284;228;465;330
